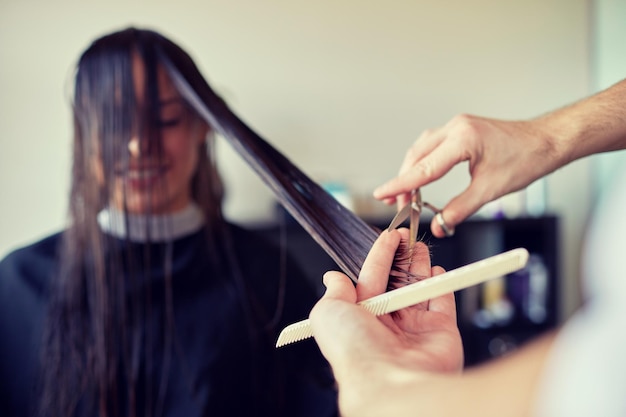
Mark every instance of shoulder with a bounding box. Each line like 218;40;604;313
0;233;62;413
225;223;288;274
226;222;320;313
227;222;279;250
0;232;63;298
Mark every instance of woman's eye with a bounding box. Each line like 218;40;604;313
156;117;182;128
156;100;187;128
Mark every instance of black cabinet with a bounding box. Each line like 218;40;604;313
428;216;559;366
255;215;559;367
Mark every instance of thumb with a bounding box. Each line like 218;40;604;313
430;181;493;237
320;271;357;303
310;272;359;365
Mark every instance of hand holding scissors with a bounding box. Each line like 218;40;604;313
386;189;455;243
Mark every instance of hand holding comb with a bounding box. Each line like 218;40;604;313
276;248;529;347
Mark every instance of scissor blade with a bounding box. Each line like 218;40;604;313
409;201;420;248
387;202;412;231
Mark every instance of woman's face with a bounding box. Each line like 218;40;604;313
105;55;208;214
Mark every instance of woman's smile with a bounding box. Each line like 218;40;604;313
117;163;169;188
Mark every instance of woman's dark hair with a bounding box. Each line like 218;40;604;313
40;27;393;417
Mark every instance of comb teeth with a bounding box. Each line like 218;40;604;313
275;320;313;347
275;298;391;347
360;297;390;316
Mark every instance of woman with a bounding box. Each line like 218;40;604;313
0;27;337;417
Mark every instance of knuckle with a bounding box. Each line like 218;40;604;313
415;159;435;180
449;114;480;142
419;127;436;139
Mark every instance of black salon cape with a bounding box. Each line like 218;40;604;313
0;224;338;417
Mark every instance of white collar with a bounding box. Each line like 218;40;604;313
97;203;205;242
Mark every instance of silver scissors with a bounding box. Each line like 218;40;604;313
387;189;454;244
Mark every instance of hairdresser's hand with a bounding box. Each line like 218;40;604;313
309;229;463;417
374;114;559;237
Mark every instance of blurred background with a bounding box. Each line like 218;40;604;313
0;0;624;327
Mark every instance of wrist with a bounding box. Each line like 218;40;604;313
338;361;434;417
533;79;626;165
531;116;572;167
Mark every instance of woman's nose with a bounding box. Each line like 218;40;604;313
128;136;140;157
128;135;149;158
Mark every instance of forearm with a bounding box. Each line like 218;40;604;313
456;332;556;417
338;332;556;417
534;79;626;167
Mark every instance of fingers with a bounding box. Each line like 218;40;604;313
386;241;432;318
320;271;358;303
386;127;447;207
355;229;402;301
426;266;457;320
373;129;467;203
428;178;494;237
310;276;389;374
407;241;432;278
310;271;360;362
317;229;449;325
397;127;446;177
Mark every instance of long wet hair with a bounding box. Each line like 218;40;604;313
39;27;390;417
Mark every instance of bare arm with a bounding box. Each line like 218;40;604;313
536;78;626;163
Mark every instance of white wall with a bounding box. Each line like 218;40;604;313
590;0;626;198
0;0;592;317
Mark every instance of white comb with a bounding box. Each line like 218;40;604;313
276;247;529;348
